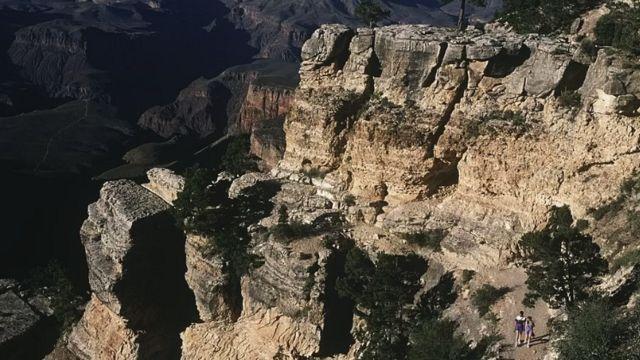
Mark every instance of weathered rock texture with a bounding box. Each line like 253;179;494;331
180;175;353;359
143;168;185;204
280;24;640;246
0;289;43;359
60;180;196;359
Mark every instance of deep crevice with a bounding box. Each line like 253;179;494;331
422;42;448;88
316;242;354;356
332;30;355;72
427;67;469;158
117;211;198;359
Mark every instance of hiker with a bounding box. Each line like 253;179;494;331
525;316;535;348
515;311;526;346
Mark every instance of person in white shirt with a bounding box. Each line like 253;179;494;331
514;311;526;346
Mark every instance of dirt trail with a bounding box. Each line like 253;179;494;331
489;269;552;360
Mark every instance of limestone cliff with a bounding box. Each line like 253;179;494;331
280;24;639;231
54;180;196;359
48;22;640;360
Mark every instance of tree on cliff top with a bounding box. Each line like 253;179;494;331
499;0;600;34
517;206;608;309
441;0;487;31
355;0;390;28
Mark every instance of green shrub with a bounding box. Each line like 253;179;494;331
343;194;356;206
555;300;631;360
221;135;256;175
471;284;510;316
408;319;473;360
461;269;476;285
174;168;278;309
518;206;608;309
558;90;582;108
270;221;315;243
580;37;598;58
336;248;428;360
402;229;447;252
302;167;325;179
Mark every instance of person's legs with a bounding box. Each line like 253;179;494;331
515;330;520;346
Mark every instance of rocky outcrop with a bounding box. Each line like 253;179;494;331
59;180;196;359
180;174;353;359
143;168;185;204
0;287;43;359
280;24;640;236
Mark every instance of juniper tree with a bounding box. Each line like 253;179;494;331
518;206;608;309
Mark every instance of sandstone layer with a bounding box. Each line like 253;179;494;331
59;180;196;360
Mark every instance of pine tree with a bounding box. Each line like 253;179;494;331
518;206;608;309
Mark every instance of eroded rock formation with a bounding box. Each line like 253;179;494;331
57;180;196;359
280;24;640;230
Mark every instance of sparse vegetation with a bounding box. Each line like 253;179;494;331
174;168;278;311
558;90;582;108
402;229;447;251
336;248;499;359
221;135;257;176
336;248;429;359
408;319;474;360
24;260;85;330
466;110;530;139
271;220;315;243
461;269;476;285
302;167;325;179
499;0;601;34
303;262;320;300
595;1;640;55
518;206;608;309
342;194;356;206
580;37;598;58
355;0;390;27
270;204;315;243
471;284;511;316
555;300;640;360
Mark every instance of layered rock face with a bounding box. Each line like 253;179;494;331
60;180;196;359
280;24;640;236
138;60;298;168
180;173;353;359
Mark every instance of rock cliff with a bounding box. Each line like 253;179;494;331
56;180;196;359
280;24;640;230
47;21;640;360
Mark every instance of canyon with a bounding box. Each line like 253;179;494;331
19;14;640;359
